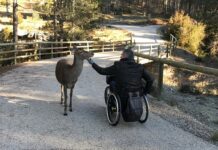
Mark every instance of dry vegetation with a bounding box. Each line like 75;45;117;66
156;47;218;143
163;47;218;95
164;66;218;95
164;11;206;56
90;26;131;42
148;18;168;25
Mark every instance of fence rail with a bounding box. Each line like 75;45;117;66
135;52;218;96
0;40;132;66
1;39;216;96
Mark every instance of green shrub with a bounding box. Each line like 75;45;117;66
66;27;87;40
168;11;206;56
0;27;12;42
211;131;218;141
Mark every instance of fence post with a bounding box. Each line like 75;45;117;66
51;43;54;58
87;42;90;52
172;41;176;56
149;45;152;55
113;42;115;51
34;42;38;60
14;43;17;64
38;43;41;60
137;45;140;63
102;43;104;52
69;43;72;55
158;45;160;57
130;34;132;45
166;44;169;58
158;62;164;98
170;43;173;56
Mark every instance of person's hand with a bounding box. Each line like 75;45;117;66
87;58;94;65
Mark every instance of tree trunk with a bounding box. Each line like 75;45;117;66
164;0;168;15
53;0;57;41
13;0;18;43
188;0;192;15
146;0;150;15
59;19;64;41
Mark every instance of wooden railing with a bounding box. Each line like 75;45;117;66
0;40;131;66
135;52;218;96
134;43;167;62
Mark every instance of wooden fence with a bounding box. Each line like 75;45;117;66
135;52;218;96
1;39;216;96
0;40;131;66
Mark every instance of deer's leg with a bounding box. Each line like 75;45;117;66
69;86;74;112
64;86;68;116
60;85;64;105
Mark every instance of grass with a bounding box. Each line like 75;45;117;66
211;131;218;141
102;14;148;25
148;18;168;25
90;26;131;42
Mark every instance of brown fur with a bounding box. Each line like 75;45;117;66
55;49;94;115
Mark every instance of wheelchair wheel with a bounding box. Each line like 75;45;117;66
139;96;149;123
106;93;121;126
104;86;110;104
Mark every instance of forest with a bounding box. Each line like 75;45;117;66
0;0;217;57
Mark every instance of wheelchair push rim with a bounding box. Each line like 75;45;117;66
104;86;110;104
106;93;121;126
139;95;149;123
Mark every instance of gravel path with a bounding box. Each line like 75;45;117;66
0;52;217;149
109;24;167;64
109;24;165;43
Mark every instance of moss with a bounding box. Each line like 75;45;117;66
211;132;218;141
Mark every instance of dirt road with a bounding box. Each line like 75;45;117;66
0;52;217;149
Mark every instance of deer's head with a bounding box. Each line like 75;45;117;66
73;48;94;60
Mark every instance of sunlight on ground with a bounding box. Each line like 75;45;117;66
90;27;131;42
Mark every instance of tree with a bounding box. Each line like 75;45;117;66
52;0;99;40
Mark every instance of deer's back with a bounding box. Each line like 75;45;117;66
55;59;73;85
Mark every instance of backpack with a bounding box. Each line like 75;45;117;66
122;92;143;122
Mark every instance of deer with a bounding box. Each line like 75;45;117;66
55;47;94;115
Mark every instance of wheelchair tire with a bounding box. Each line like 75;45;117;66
106;93;121;126
104;86;110;104
139;96;149;123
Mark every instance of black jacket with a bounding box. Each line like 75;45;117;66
92;58;154;95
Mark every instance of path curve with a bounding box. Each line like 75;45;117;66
109;24;165;43
0;52;217;149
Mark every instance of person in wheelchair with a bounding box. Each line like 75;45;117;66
87;47;154;121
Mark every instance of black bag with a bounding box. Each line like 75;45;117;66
122;92;143;122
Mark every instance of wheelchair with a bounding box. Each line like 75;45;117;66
104;85;149;126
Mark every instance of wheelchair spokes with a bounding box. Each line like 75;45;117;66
139;96;149;123
105;86;149;126
106;93;121;126
104;86;110;104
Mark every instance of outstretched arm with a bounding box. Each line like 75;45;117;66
87;58;116;75
92;63;116;75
